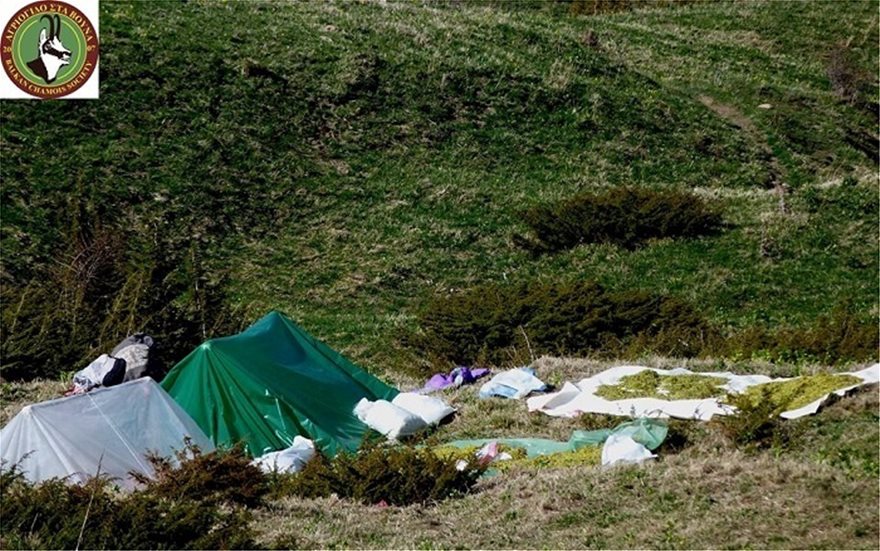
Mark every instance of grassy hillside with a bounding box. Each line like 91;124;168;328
1;0;877;379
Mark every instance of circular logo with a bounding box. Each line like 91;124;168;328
1;1;99;98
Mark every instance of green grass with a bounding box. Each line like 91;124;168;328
1;0;876;380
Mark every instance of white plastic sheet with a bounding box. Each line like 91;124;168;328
601;433;656;466
528;364;879;421
0;378;214;490
72;354;125;393
252;436;315;474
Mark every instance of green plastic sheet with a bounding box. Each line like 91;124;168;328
161;311;398;457
443;418;668;457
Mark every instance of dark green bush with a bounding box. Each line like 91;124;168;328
411;280;718;368
656;419;708;455
825;41;874;106
280;443;484;506
131;443;269;509
516;187;723;252
712;389;790;451
411;281;875;371
773;306;878;364
0;458;259;550
726;304;878;365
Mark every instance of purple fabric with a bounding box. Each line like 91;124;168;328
424;366;490;392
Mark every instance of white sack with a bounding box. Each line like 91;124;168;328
354;398;427;440
479;367;547;399
601;433;656;466
0;378;214;490
253;436;315;474
391;392;455;425
72;354;126;393
115;344;151;382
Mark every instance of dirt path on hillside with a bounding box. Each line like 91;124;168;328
698;95;788;213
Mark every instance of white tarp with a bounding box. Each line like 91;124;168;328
0;377;214;490
528;364;879;421
601;433;656;466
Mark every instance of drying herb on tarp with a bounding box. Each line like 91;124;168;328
733;373;862;413
596;370;728;401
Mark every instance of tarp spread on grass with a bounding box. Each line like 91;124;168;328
527;364;880;420
442;418;668;467
161;311;398;457
0;378;213;490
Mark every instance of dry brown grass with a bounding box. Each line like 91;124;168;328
254;358;878;549
255;451;878;549
2;359;877;549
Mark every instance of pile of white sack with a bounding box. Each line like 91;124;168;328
252;393;455;475
354;392;456;440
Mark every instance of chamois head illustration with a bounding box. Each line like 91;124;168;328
26;14;71;84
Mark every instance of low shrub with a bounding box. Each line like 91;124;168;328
727;304;878;365
825;41;874;105
712;375;864;452
0;459;259;550
411;280;718;368
411;280;875;372
131;443;269;509
516;187;723;252
714;384;879;473
712;389;787;450
656;419;707;455
774;307;878;364
281;442;484;506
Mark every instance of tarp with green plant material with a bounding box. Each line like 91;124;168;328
443;419;665;456
528;364;880;421
161;311;398;457
441;418;668;469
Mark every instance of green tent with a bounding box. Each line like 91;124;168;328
161;311;398;457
